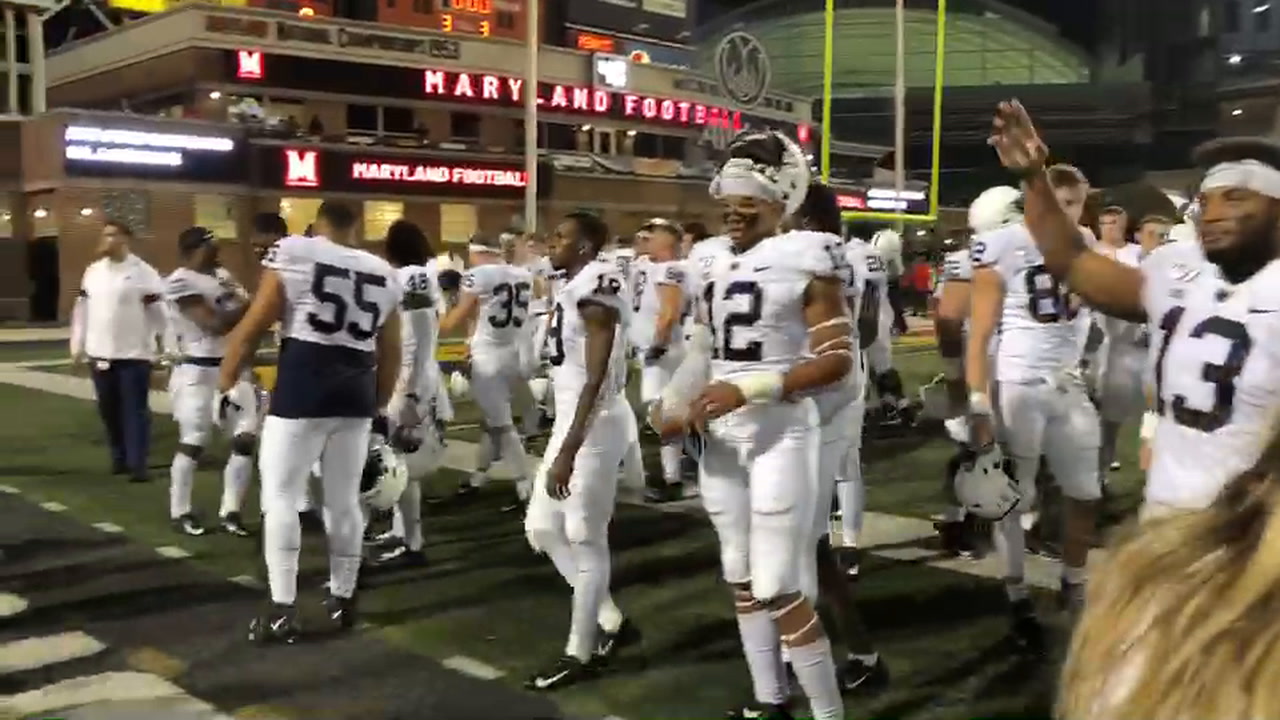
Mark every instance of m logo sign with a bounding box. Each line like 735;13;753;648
284;149;319;188
236;50;263;80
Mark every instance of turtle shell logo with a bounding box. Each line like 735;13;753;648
715;31;771;108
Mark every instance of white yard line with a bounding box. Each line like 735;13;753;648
0;367;1084;590
442;655;506;680
0;631;107;675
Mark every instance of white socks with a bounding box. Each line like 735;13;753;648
659;443;683;485
735;609;788;705
787;636;845;720
263;506;302;604
220;452;252;517
395;480;424;551
169;452;197;519
837;481;864;544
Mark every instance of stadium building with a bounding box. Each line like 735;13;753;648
0;2;819;322
695;0;1157;204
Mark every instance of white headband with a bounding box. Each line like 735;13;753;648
469;244;500;254
710;160;783;203
1201;160;1280;198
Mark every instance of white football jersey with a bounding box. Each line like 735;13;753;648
809;233;864;418
524;255;555;315
973;223;1082;382
265;234;402;418
397;262;442;388
687;235;733;310
1142;247;1280;509
165;266;245;358
266;235;401;352
1099;244;1149;361
939;247;973;292
630;259;688;351
601;247;637;279
704;231;842;381
463;263;534;349
544;260;631;410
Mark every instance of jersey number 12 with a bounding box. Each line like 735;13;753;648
704;280;764;362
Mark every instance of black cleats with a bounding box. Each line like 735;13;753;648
248;603;300;645
220;512;253;537
323;593;358;631
1009;598;1045;656
838;546;861;578
525;655;596;691
596;618;641;659
372;541;427;569
172;513;207;537
840;655;890;695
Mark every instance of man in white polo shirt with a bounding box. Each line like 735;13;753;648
70;220;172;483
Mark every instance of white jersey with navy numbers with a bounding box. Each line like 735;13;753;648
464;263;534;349
808;232;864;418
543;260;631;411
397;262;442;388
165;266;245;359
1097;244;1149;364
264;234;402;418
973;223;1082;383
847;238;890;347
939;248;973;293
630;259;688;351
703;231;842;382
687;236;733;313
1142;247;1280;509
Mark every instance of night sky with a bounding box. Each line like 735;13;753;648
696;0;1102;52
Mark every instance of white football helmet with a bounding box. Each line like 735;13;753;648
952;446;1021;520
968;185;1023;234
361;441;409;511
214;379;259;432
449;370;471;400
710;130;811;216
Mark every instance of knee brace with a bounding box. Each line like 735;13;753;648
230;433;257;457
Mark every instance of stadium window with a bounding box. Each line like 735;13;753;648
346;103;378;132
363;201;404;243
413;0;432;11
193;195;237;241
1225;0;1240;32
450;111;481;139
382;106;415;135
497;10;515;28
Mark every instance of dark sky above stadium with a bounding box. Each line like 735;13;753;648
697;0;1102;52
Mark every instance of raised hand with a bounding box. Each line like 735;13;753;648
988;100;1049;173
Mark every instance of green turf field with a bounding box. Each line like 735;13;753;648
0;341;1149;719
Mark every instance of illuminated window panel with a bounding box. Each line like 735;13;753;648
363;200;404;242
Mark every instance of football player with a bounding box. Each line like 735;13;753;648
931;186;1022;553
370;219;442;568
219;201;403;643
1090;208;1147;478
439;234;535;506
965;159;1102;649
793;181;889;694
990;101;1280;521
164;227;256;538
831;228;890;576
672;130;850;720
631;218;693;502
523;211;639;690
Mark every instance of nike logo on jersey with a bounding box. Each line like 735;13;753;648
1248;307;1280;314
753;265;771;272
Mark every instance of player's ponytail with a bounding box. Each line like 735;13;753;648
1058;463;1280;720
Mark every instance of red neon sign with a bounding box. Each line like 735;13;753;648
835;194;866;210
236;50;263;80
351;161;526;187
421;69;743;131
284;149;319;188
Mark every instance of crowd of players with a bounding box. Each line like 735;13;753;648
82;97;1280;719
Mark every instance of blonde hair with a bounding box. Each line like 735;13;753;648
1058;470;1280;720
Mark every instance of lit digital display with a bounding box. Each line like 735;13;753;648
236;50;263;80
351;161;526;187
64;126;236;167
270;147;535;199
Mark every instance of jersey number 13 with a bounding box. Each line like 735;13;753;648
1154;306;1253;433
